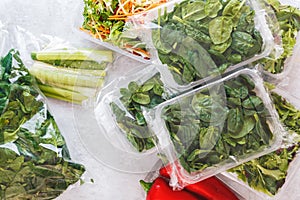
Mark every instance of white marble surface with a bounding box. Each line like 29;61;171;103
1;0;300;200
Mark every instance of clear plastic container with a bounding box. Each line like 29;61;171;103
147;68;283;189
219;144;300;200
94;64;175;155
254;0;300;83
127;0;275;91
259;26;300;84
72;0;163;63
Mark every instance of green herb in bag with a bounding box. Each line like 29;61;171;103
0;50;85;199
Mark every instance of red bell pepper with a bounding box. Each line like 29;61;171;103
140;177;203;200
159;164;239;200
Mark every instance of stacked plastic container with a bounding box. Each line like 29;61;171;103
75;0;300;199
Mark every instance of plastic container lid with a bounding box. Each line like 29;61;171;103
147;68;283;188
127;0;275;92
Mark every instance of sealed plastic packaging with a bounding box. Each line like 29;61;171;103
127;0;275;91
218;66;300;199
29;39;114;104
220;143;300;200
257;0;300;83
72;0;169;63
94;64;174;154
0;49;85;199
147;68;283;189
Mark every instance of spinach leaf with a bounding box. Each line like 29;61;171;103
182;1;207;21
258;0;300;74
110;73;168;152
162;74;274;173
228;144;299;196
205;0;223;18
209;16;233;45
227;108;243;133
153;0;263;85
231;31;256;56
222;0;245;17
0;50;85;199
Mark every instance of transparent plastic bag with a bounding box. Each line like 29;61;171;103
29;38;114;104
0;49;85;199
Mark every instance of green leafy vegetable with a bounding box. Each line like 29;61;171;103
0;50;85;199
162;74;274;173
153;0;263;85
228;91;300;196
228;144;299;196
110;73;168;152
259;0;300;74
271;92;300;135
209;17;233;45
81;0;168;59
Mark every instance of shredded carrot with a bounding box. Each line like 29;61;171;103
124;44;151;59
108;0;167;21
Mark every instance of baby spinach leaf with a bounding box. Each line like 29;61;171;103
242;96;264;111
210;37;232;53
162;74;274;173
227;108;243;133
128;81;139;93
222;0;246;17
199;126;220;150
132;93;151;105
111;73;168;152
205;0;223;18
0;50;85;200
182;1;207;21
228;116;255;139
209;16;233;45
231;31;256;56
236;10;255;33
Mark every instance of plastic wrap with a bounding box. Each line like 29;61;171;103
127;0;275;91
147;68;283;189
95;65;172;153
72;0;170;63
220;144;300;200
0;49;85;199
257;0;300;83
29;39;114;104
218;71;300;199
